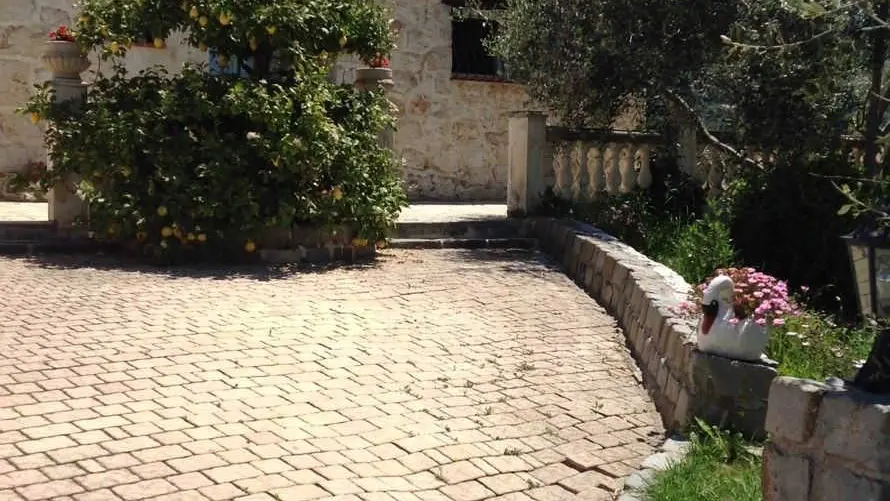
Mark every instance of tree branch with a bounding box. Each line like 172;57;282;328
665;90;763;170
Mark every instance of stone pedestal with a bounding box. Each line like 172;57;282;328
42;42;90;226
354;67;395;149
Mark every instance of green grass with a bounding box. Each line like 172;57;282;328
644;421;762;501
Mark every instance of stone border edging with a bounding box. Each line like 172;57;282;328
617;436;691;501
519;217;779;438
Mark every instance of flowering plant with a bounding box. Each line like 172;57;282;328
365;54;390;68
674;267;804;327
49;25;76;42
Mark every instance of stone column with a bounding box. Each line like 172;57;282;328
41;41;90;226
354;67;395;149
507;111;548;217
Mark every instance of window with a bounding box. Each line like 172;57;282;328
445;1;509;81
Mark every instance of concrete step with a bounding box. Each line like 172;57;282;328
0;221;58;241
390;237;537;250
394;219;523;240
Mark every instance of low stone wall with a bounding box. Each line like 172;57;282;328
521;218;778;438
763;377;890;500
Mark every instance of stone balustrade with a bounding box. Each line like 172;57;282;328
507;111;732;216
763;377;890;500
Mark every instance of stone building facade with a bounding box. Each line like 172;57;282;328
0;0;535;203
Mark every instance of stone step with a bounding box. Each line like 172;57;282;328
0;221;58;241
394;219;522;240
390;238;537;250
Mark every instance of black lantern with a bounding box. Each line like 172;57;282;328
844;221;890;319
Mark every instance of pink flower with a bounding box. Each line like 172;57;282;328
756;318;767;326
772;318;785;326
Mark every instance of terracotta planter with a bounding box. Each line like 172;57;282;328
41;41;90;80
355;67;393;91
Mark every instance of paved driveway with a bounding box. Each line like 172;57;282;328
0;249;662;501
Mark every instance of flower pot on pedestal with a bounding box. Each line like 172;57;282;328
41;41;90;81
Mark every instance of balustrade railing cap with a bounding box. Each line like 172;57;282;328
508;110;548;118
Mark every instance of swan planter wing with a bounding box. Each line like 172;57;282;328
697;275;770;362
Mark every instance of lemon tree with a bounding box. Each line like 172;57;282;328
21;0;405;261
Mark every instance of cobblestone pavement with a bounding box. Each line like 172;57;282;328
0;249;663;501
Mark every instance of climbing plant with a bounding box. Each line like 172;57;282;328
20;0;406;259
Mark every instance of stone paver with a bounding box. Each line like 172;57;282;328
0;249;662;500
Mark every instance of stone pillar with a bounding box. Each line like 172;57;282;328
507;111;548;217
41;41;90;226
354;67;395;150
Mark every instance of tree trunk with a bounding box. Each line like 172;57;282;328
864;1;888;177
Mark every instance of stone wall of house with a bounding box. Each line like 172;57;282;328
1;0;538;202
523;218;779;438
331;0;538;201
763;377;890;500
0;0;205;200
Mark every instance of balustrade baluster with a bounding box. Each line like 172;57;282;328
576;142;590;201
707;163;723;196
619;144;634;193
637;144;653;189
560;142;574;200
589;144;605;200
605;144;621;195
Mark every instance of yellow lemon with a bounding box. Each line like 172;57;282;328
351;238;363;247
339;34;347;48
332;186;343;201
30;113;40;124
153;38;165;49
189;5;199;18
78;15;90;24
161;226;173;238
157;206;168;217
198;42;209;52
248;36;258;51
244;240;256;253
199;16;209;27
219;12;231;26
110;41;120;54
266;25;277;35
186;232;196;241
197;233;207;243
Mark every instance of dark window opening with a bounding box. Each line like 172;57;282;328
451;17;507;80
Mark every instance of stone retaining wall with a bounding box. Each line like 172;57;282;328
763;376;890;500
522;218;779;438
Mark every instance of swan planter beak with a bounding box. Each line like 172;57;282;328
696;275;769;362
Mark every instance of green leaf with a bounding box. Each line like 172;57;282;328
837;204;853;216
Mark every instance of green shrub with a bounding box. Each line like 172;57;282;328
719;154;861;316
767;310;876;380
21;0;406;260
650;211;736;285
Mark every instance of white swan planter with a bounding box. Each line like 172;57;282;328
697;275;769;362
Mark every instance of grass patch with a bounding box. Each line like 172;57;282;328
644;421;762;501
